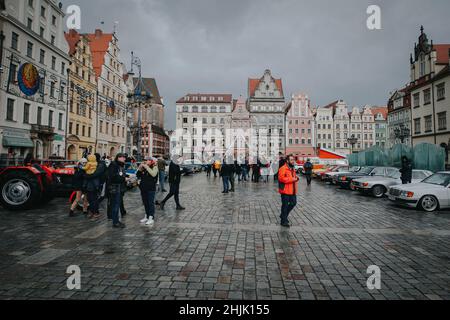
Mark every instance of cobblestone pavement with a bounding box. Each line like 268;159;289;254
1;174;449;300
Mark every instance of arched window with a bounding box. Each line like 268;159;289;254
182;106;189;112
201;106;208;113
192;106;198;113
211;106;217;113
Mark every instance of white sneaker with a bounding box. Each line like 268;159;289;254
145;217;154;226
140;217;148;224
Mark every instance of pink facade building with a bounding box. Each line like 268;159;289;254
286;94;315;159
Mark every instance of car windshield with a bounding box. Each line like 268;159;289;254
387;170;401;179
360;167;375;174
422;173;450;186
349;167;361;172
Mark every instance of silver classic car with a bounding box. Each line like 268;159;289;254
388;172;450;212
352;169;433;198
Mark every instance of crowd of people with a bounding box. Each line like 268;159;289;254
69;153;185;229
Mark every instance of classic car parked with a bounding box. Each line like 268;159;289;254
388;172;450;212
335;166;398;190
352;169;433;198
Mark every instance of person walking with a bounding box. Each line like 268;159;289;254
157;156;167;192
242;159;249;181
69;158;88;217
304;158;313;186
400;156;413;184
278;155;299;228
107;153;127;228
213;160;221;178
235;160;242;182
137;157;159;226
160;156;185;210
220;160;231;193
206;163;212;177
83;154;100;219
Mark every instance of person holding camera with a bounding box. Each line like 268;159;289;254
137;157;159;226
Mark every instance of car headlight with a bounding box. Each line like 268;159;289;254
362;182;369;187
401;191;414;198
341;176;347;181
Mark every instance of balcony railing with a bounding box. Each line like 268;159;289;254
30;125;55;135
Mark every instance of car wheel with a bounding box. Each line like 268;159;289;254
0;171;42;211
419;195;439;212
372;185;386;198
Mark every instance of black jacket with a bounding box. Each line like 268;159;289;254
72;166;84;191
220;164;233;177
107;161;126;194
137;166;158;192
168;162;182;184
400;161;413;181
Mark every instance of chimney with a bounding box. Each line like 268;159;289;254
95;29;103;38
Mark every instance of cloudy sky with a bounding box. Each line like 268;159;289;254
70;0;450;129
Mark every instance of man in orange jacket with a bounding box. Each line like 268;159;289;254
278;155;299;228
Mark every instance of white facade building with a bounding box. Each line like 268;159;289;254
0;0;70;160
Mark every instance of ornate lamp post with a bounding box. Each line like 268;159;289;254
394;124;410;144
347;134;358;154
127;52;152;162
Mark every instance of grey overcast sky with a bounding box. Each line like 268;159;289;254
68;0;450;129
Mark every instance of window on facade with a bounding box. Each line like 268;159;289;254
40;6;46;18
183;118;188;124
52;15;57;26
39;27;45;38
48;110;53;127
28;0;34;8
8;63;17;83
23;103;30;124
27;18;33;30
413;93;420;108
220;107;226;113
37;107;42;125
11;32;19;51
99;121;103;133
50;82;55;98
419;54;425;77
424;116;432;132
26;41;33;58
51;35;55;45
59;85;64;101
51;56;56;70
88;127;92;137
76;124;79;135
437;83;446;101
414;118;421;134
211;106;217;113
69;122;73;134
438;112;447;131
6;99;15;121
58;113;63;130
39;49;45;64
61;62;65;75
182;106;188;113
424;88;431;105
328;124;331;130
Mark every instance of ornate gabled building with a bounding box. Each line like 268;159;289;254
408;26;450;161
231;96;251;161
248;69;286;161
387;87;412;147
85;29;128;157
64;29;97;160
285;93;315;159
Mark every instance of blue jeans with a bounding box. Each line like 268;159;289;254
222;176;230;192
280;194;297;224
110;191;122;225
141;189;156;218
159;170;166;191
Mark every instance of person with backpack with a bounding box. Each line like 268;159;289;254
304;159;313;186
278;155;299;228
137;157;159;226
107;153;127;228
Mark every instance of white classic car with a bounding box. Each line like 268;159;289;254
352;169;433;198
388;172;450;212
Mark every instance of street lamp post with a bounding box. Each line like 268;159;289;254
394;124;410;144
127;52;152;162
347;134;358;154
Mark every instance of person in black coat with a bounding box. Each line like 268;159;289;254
159;156;185;210
400;156;413;184
137;157;159;225
69;158;88;217
107;153;127;228
304;159;313;186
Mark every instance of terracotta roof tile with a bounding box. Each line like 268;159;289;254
434;44;450;64
84;29;113;80
64;29;81;56
370;106;388;119
248;78;284;97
